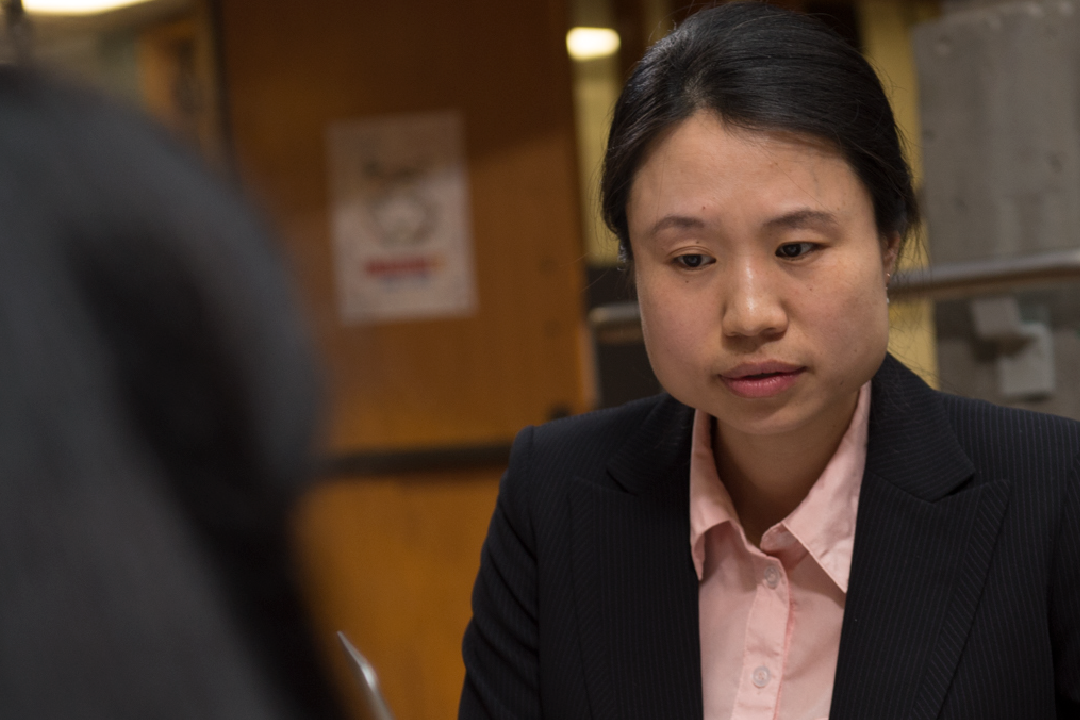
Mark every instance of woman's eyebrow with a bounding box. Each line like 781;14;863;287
765;209;838;231
648;214;706;236
645;209;837;237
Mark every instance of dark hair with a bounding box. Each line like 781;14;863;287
0;68;342;717
601;1;918;264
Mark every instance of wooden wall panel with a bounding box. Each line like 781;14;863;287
218;0;591;453
294;474;501;720
217;1;586;717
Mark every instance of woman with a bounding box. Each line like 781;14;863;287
0;68;342;718
460;3;1080;719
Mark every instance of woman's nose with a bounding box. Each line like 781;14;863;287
720;261;788;339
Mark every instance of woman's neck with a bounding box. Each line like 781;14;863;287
713;391;859;546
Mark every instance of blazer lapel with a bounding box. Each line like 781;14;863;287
569;395;704;720
831;356;1010;720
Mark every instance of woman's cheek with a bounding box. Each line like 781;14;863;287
804;287;886;360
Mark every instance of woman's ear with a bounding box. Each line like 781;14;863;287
881;232;901;277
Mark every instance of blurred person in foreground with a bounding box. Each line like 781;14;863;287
0;66;343;719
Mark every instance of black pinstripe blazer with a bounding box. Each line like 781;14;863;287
460;355;1080;719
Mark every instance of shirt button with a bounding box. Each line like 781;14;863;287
752;665;771;688
763;565;780;589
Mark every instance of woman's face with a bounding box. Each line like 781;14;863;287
627;111;897;441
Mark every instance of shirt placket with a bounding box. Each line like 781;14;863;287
732;553;789;719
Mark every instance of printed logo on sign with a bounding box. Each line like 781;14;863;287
365;255;445;279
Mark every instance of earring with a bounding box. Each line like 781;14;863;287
886;273;891;305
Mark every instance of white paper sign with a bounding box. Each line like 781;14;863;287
327;110;477;324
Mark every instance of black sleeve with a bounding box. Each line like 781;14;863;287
1051;452;1080;718
459;427;543;720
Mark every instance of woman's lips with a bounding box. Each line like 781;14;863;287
720;363;806;399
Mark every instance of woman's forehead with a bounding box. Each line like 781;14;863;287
635;111;845;178
626;112;869;237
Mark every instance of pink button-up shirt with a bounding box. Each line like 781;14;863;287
690;382;870;720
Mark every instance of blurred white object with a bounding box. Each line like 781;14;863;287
337;632;396;720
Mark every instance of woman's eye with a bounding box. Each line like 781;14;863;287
674;253;710;269
776;242;816;259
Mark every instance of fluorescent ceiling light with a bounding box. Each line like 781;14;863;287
24;0;153;14
566;27;620;60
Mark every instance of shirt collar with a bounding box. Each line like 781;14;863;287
689;381;871;592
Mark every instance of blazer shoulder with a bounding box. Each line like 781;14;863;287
936;390;1080;475
501;393;692;499
523;393;678;469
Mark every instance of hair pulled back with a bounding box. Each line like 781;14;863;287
601;1;918;263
